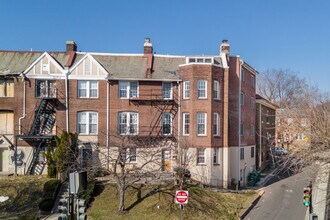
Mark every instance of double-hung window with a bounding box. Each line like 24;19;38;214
251;75;255;88
240;92;244;105
36;80;56;98
214;80;220;100
213;148;219;164
162;82;172;100
183;113;190;136
118;112;138;135
213;113;219;136
197;149;206;164
250;97;255;109
162;113;172;135
124;148;137;163
0;79;14;97
78;80;98;98
183;81;190;99
240;148;244;160
197;112;206;135
251;147;255;158
119;81;138;98
77;112;98;134
250;124;255;136
240;123;244;136
197;80;207;99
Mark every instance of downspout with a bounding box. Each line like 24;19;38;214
107;81;110;169
259;103;262;169
18;75;26;135
238;59;244;186
65;68;69;131
177;81;181;161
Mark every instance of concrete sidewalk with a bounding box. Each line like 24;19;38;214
305;162;330;220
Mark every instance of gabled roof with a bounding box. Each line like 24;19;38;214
0;51;43;75
152;55;185;80
93;54;147;79
24;52;66;74
0;50;71;76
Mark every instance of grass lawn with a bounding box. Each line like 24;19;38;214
0;175;48;220
88;182;257;220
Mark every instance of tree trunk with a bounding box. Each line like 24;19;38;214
118;179;126;212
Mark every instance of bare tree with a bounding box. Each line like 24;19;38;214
258;68;330;174
99;131;176;213
257;68;307;108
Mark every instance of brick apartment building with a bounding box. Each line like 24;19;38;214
255;94;277;170
0;39;257;188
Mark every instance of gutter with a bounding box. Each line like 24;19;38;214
259;103;262;169
65;68;69;131
238;59;244;186
177;80;181;150
18;74;26;135
107;81;110;169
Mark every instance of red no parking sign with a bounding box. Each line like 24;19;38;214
175;190;189;204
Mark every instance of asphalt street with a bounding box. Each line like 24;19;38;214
244;167;316;220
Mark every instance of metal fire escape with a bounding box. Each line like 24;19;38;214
21;97;57;175
129;88;178;146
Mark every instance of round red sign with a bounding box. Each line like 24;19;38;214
175;190;188;204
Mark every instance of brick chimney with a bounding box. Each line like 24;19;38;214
144;38;153;78
220;40;230;56
65;41;77;67
66;41;77;54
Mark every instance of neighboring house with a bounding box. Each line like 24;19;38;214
275;108;310;150
255;94;277;171
0;39;258;188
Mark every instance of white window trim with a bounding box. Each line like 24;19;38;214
126;148;137;163
78;80;99;98
213;113;220;136
213;148;220;165
186;57;214;64
162;82;173;100
77;111;98;135
240;147;244;160
183;81;190;99
197;80;207;99
197;148;206;165
119;81;139;99
197;112;207;136
182;113;190;136
118;112;139;135
214;80;220;100
162;113;173;135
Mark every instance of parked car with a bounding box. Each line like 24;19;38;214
275;147;288;155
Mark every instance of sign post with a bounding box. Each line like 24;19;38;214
175;190;188;220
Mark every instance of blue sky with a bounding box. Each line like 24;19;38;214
1;0;329;92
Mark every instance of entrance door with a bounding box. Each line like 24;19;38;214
162;149;171;172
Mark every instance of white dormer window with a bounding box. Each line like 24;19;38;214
187;57;213;64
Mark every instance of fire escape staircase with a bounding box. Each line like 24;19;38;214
29;98;56;136
23;98;56;175
25;140;47;175
129;90;179;146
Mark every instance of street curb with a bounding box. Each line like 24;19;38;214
240;189;265;220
